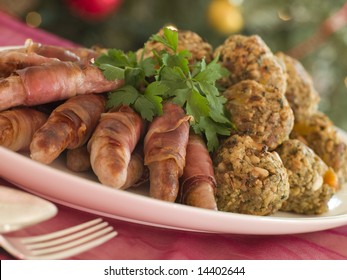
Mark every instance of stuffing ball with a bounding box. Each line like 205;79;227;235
276;139;337;214
214;135;290;216
291;111;347;189
223;80;294;150
137;28;213;63
276;52;320;120
214;34;286;94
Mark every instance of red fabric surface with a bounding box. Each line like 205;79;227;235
0;10;76;48
0;10;347;260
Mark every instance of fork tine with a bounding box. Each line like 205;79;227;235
30;226;116;256
25;231;118;260
26;221;110;249
21;218;103;243
1;218;117;260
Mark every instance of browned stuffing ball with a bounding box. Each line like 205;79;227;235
276;52;320;120
223;80;294;150
214;34;286;94
214;135;290;216
137;28;213;64
291;111;347;189
276;139;337;214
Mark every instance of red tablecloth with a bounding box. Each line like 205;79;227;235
0;10;347;260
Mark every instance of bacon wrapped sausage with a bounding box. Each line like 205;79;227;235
30;94;106;164
66;145;92;172
144;102;191;202
0;60;123;111
66;143;148;189
88;105;145;188
0;108;47;151
0;50;59;78
122;145;148;190
24;40;98;63
0;39;99;78
0;40;99;78
180;133;217;210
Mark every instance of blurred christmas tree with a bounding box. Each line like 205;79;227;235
1;0;347;130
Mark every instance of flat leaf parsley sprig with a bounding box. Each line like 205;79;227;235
95;27;232;151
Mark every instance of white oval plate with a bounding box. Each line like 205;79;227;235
0;130;347;235
1;46;347;235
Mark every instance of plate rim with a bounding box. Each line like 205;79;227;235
1;145;347;235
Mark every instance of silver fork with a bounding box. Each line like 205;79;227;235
0;218;117;259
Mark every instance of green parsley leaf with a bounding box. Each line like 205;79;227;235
97;64;124;80
170;88;191;107
197;117;231;151
150;27;178;52
106;85;139;109
97;26;233;151
138;57;157;77
133;95;157;121
158;65;185;82
97;48;164;121
162;51;191;75
144;81;169;116
124;67;145;87
163;27;178;52
96;49;136;68
144;81;169;97
185;88;210;120
193;56;229;83
197;81;230;124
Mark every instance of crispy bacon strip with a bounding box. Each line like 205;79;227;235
0;108;47;151
144;102;191;202
88;105;145;188
25;41;97;63
0;60;123;111
0;50;59;78
180;133;217;210
30;94;106;164
122;145;148;189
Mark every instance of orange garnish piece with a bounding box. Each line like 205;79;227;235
323;167;339;189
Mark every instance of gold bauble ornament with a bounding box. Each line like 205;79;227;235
207;0;244;34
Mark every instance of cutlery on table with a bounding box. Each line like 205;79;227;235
0;184;58;233
0;218;117;259
0;185;117;259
